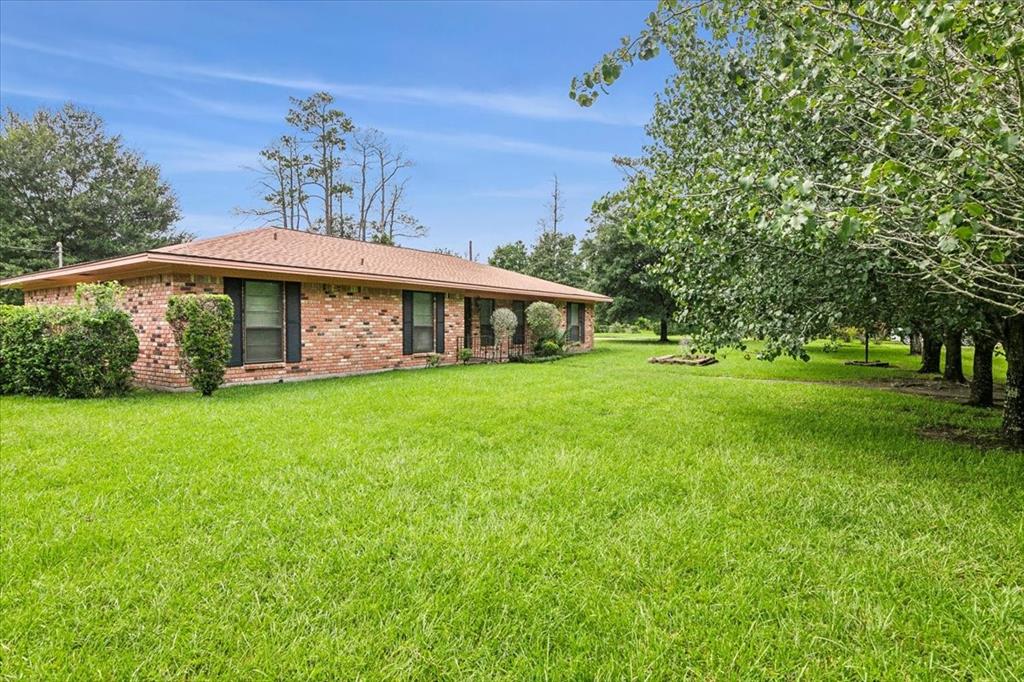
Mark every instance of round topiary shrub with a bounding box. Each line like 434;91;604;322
526;301;560;339
166;294;234;396
526;301;561;350
491;307;518;345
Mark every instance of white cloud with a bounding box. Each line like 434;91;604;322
162;88;281;122
1;34;646;126
117;127;260;173
177;212;262;237
0;84;72;102
471;181;609;199
383;127;613;164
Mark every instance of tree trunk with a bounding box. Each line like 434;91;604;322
909;331;922;355
918;332;942;373
943;329;966;383
659;317;669;343
863;329;870;362
969;335;996;408
1002;316;1024;447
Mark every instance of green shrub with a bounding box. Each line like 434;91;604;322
457;347;473;364
166;294;233;396
425;353;442;368
75;281;128;311
491;307;518;345
526;301;561;346
0;301;138;398
536;339;562;358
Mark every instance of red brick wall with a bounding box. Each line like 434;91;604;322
223;280;465;386
24;274;468;389
465;298;594;351
24;274;221;389
23;275;594;390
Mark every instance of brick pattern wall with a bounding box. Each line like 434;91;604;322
23;275;594;390
223;281;465;386
24;274;468;390
464;298;594;351
24;274;221;389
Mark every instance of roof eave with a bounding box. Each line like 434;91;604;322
1;252;613;303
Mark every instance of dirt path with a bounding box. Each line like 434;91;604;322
693;373;1003;407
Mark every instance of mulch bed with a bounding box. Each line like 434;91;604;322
917;424;1010;450
844;360;892;367
649;354;718;366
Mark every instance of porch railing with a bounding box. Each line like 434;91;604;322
457;333;531;362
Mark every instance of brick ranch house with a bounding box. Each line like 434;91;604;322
0;228;611;390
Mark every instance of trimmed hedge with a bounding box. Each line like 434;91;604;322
526;302;561;343
166;294;233;396
491;307;518;344
0;304;139;398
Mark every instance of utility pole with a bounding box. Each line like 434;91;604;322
468;240;473;262
56;241;63;268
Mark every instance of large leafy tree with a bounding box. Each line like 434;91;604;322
580;197;676;341
572;1;1023;441
0;104;186;297
489;233;587;289
488;240;530;272
528;231;587;288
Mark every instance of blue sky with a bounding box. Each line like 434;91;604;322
0;0;671;258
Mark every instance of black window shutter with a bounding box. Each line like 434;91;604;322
434;293;445;353
224;277;243;366
402;290;414;354
285;282;301;362
580;304;586;344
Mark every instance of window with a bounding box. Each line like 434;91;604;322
412;291;434;353
478;298;495;346
567;303;583;343
244;281;283;363
512;301;526;344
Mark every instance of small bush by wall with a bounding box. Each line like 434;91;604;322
535;339;562;357
166;294;234;396
526;302;561;343
0;298;139;398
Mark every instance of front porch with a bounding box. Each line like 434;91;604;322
457;333;533;363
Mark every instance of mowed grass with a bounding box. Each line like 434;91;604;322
1;335;1021;679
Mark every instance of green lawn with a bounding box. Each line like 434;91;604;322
2;335;1021;679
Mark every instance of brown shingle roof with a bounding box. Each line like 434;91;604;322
2;227;612;303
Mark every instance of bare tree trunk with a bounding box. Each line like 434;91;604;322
378;148;387;234
551;174;561;233
969;334;996;408
1002;316;1024;447
359;147;368;240
659;317;669;343
323;146;332;235
943;329;966;383
919;332;942;373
